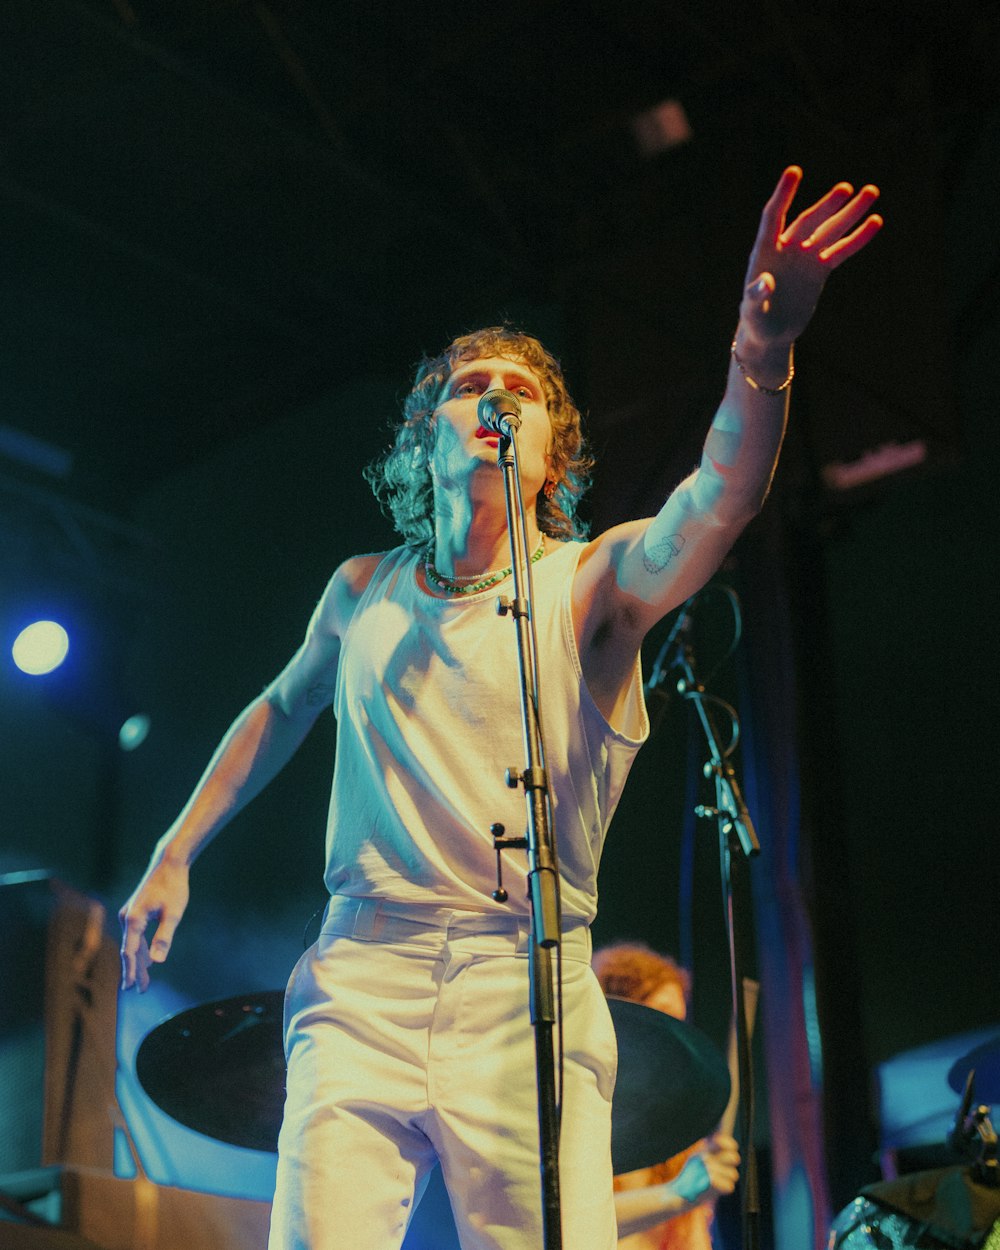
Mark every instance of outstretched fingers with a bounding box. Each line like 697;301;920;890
740;167;882;343
818;204;883;267
754;166;803;250
789;182;883;267
780;181;856;246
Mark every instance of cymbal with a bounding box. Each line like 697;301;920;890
948;1035;1000;1103
136;992;286;1153
135;990;730;1169
607;996;730;1173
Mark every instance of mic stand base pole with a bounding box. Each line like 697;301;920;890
493;431;563;1250
531;941;561;1245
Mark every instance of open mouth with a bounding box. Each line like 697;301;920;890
475;427;500;442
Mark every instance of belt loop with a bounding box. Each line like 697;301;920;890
559;922;592;960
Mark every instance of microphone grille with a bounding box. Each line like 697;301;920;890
480;388;522;417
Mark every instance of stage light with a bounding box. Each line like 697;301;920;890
632;99;692;156
11;620;70;675
118;713;151;752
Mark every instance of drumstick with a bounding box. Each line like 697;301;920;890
719;977;759;1138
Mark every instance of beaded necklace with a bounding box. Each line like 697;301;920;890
425;536;545;595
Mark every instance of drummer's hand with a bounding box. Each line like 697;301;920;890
119;855;190;992
674;1133;741;1206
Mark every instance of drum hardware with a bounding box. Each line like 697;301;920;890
950;1037;1000;1107
134;990;730;1174
829;1079;1000;1249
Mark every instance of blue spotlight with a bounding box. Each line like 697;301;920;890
11;620;70;675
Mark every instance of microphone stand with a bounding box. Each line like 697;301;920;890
650;600;761;1250
487;420;564;1250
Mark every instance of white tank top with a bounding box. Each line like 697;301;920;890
325;539;649;922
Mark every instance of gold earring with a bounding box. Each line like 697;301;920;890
543;479;557;500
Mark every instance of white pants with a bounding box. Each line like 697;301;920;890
268;897;619;1250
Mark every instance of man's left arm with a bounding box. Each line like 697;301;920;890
575;167;882;658
614;1133;741;1238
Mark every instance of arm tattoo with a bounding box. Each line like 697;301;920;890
306;681;334;707
642;534;686;575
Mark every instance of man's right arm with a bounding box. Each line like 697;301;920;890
119;555;376;991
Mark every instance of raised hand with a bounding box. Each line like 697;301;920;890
739;166;883;350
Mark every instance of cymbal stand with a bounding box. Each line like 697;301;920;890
661;609;761;1250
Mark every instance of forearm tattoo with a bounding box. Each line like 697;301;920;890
642;534;685;575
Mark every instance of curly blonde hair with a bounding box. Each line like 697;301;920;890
592;941;692;1009
364;327;594;546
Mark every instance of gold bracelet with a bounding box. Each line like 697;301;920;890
730;339;794;396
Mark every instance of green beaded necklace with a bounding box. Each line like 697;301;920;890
425;537;545;595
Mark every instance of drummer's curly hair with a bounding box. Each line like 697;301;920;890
364;326;593;547
591;941;692;1010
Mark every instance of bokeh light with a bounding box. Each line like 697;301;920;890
11;620;70;675
118;713;152;752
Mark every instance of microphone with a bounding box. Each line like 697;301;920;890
478;388;522;436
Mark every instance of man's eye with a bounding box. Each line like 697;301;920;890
455;382;479;395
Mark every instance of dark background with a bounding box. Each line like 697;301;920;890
2;0;998;1232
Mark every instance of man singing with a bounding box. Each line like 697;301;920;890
120;168;881;1249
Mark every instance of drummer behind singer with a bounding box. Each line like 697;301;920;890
594;942;740;1250
119;168;881;1250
